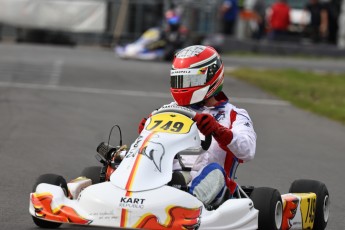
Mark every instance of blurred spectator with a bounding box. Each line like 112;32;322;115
162;7;188;60
304;0;328;43
238;0;245;10
252;0;266;40
220;0;239;35
164;8;182;33
338;0;345;48
324;0;341;44
268;0;290;41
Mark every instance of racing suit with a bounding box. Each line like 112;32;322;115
172;92;257;205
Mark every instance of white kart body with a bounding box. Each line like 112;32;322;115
115;27;164;61
29;106;259;229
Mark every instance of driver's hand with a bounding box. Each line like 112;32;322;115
194;113;233;147
138;117;147;134
194;113;218;136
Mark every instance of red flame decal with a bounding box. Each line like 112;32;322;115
134;206;201;229
31;193;91;225
282;195;299;230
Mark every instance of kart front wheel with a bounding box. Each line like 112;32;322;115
289;179;330;230
250;187;283;230
32;174;68;228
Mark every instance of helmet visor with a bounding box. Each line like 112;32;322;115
170;67;208;89
171;57;221;89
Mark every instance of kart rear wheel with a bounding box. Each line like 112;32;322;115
250;187;283;230
32;174;68;228
80;166;102;184
289;179;330;230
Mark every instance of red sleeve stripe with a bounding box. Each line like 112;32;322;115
222;109;244;193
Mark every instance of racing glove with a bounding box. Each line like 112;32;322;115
194;113;233;147
138;117;147;134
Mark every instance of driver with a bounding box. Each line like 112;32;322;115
138;45;256;207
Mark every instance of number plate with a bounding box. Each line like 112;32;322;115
146;112;193;134
298;193;316;229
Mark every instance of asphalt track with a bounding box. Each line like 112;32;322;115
0;44;344;229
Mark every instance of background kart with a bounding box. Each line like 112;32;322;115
115;27;186;61
115;28;166;61
29;106;330;229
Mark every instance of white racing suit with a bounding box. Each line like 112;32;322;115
172;92;257;205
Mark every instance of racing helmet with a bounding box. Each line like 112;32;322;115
170;45;224;106
165;9;180;26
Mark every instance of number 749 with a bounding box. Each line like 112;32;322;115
147;120;184;133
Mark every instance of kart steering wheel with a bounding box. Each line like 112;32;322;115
152;105;212;150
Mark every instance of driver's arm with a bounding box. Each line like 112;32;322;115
194;108;256;162
227;109;256;162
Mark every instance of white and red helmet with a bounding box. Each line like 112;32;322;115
170;45;224;106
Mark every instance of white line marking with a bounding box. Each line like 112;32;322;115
0;81;290;106
0;81;170;98
49;59;64;86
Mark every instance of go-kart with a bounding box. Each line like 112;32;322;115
115;27;165;61
29;105;330;229
115;27;186;61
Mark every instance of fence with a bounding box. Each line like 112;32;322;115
0;0;224;46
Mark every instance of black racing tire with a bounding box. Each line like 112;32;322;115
250;187;283;230
80;166;102;184
289;179;330;230
32;174;68;228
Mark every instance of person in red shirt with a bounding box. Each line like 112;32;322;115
268;0;291;41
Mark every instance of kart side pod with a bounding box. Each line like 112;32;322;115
282;179;330;230
282;193;317;229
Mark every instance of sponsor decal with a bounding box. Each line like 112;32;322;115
171;69;192;75
244;122;251;127
119;197;145;209
213;111;225;122
88;210;118;221
171;68;208;77
126;136;143;158
133;206;202;229
31;192;91;225
158;104;195;114
198;67;208;74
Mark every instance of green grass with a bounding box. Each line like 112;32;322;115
226;68;345;125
